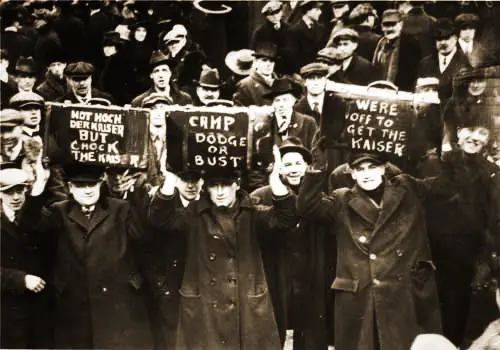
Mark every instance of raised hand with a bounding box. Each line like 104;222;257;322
25;274;46;293
269;145;289;196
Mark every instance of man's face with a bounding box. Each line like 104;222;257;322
351;161;385;191
266;11;283;26
254;57;275;76
436;35;457;56
207;181;239;207
381;21;403;41
272;93;296;119
149;104;167;127
1;127;23;154
457;126;490;154
305;74;326;96
48;62;66;80
0;58;9;72
279;152;307;186
20;107;42;127
460;28;475;43
67;76;92;97
332;4;349;18
103;45;117;57
334;39;358;60
150;65;171;90
1;185;27;212
16;75;36;92
134;27;147;42
196;86;220;105
468;78;487;96
68;181;102;206
308;7;322;22
176;177;203;201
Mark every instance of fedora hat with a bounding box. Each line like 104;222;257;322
279;136;312;164
252;42;279;60
225;49;255;76
149;50;173;69
15;56;37;76
433;18;457;40
195;66;222;89
264;78;302;100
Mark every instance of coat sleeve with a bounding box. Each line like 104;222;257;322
148;190;188;232
298;169;340;225
254;192;298;232
17;194;54;235
1;267;27;294
232;84;252;107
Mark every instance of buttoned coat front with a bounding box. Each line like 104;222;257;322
149;190;297;349
298;171;443;350
21;196;153;349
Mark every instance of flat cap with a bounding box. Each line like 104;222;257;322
300;62;330;78
349;152;386;167
64;61;94;79
415;77;439;88
0;168;30;191
330;27;359;42
381;9;402;24
261;1;283;15
455;13;479;29
142;93;173;108
9;91;44;109
0;109;24;129
317;47;339;64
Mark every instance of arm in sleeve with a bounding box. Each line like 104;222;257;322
297;169;339;225
254;192;298;232
148;190;188;232
1;267;27;294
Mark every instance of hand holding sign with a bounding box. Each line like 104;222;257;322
160;169;179;197
269;145;289;196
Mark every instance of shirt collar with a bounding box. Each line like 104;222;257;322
439;46;457;60
342;56;354;71
75;90;92;104
150;126;166;140
307;93;324;107
179;194;199;208
2;202;16;222
23;125;40;136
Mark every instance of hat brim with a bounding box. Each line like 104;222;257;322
0;182;29;192
252;52;279;60
18;101;44;109
279;145;312;164
195;81;223;89
225;51;254;76
349;155;386;167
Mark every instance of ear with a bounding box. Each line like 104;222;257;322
351;170;357;181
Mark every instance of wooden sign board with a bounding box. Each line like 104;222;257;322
45;103;149;168
166;106;254;173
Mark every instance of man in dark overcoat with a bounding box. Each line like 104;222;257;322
20;164;154;349
1;168;53;349
148;148;297;349
298;145;471;350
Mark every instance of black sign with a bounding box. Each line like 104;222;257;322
45;104;149;168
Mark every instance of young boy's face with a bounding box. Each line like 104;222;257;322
457;126;490;154
351;161;385;191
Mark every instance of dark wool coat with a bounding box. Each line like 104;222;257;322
232;71;275;107
285;20;328;73
21;196;154;349
1;213;53;349
298;171;445;350
36;71;67;102
334;54;374;86
131;87;193;107
355;27;382;61
148;190;297;349
402;7;437;58
251;185;335;350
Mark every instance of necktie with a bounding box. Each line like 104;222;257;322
81;206;94;219
154;136;163;160
442;55;447;71
13;212;19;225
312;102;320;123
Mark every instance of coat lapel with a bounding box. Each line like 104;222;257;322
373;183;406;234
347;187;379;226
87;202;110;233
67;203;90;231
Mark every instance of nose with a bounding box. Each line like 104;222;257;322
12;192;22;200
216;185;224;195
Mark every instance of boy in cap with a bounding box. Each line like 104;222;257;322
131;50;192;107
298;137;477;350
21;162;154;349
9;91;45;137
149;146;296;349
0;167;53;349
0;109;26;167
61;61;114;105
14;56;37;93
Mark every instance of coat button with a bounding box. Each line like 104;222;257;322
102;287;107;292
369;254;377;261
358;236;367;243
213;235;220;240
210;278;217;286
212;301;217;308
209;253;216;261
373;279;380;286
396;250;403;257
164;290;170;295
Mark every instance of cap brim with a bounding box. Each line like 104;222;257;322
350;155;385;167
279;145;312;164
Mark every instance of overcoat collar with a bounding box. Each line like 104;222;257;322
66;197;110;233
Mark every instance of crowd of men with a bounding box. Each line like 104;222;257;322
1;1;500;349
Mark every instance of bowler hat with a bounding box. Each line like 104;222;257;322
15;56;37;76
252;42;279;60
455;13;479;29
261;1;283;16
433;18;457;40
348;152;386;167
381;9;401;24
141;93;173;108
279;136;312;164
0;168;30;191
150;50;173;69
195;66;222;89
9;92;45;110
64;164;105;183
263;78;302;100
64;61;94;79
0;109;24;131
300;62;329;78
225;49;255;76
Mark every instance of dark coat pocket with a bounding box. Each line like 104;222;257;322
411;260;436;286
331;277;359;293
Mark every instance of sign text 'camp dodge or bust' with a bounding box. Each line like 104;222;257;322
47;104;148;168
186;112;248;169
343;98;413;157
